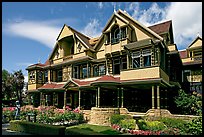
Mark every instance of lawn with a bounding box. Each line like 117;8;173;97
65;123;125;135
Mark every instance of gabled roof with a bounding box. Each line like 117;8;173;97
187;36;202;49
102;10;129;33
38;83;64;89
148;20;172;35
93;75;120;83
94;9;164;50
117;9;163;41
26;62;47;70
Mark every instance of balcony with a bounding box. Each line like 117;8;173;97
120;66;169;83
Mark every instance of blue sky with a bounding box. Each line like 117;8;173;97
2;2;202;82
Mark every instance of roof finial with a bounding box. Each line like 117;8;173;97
114;3;116;13
197;32;200;37
38;58;41;64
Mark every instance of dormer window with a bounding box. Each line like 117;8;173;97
111;25;120;44
56;51;59;58
77;43;82;52
110;25;127;44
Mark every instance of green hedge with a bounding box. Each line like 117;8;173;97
9;120;66;135
110;114;131;125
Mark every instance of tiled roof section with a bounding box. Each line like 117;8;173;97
94;75;120;83
179;50;187;59
38;83;64;89
148;20;172;34
44;59;50;66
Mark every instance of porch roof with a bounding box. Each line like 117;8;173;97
38;82;65;90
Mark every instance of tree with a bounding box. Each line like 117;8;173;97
174;89;202;115
2;69;13;100
13;70;25;105
2;69;25;105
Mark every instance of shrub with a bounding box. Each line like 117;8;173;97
137;119;148;130
186;116;202;135
159;117;188;133
110;114;131;125
119;119;136;130
145;121;167;131
137;119;167;131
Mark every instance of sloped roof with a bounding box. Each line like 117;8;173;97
67;25;94;49
187;36;202;49
93;75;120;83
38;83;64;89
148;20;172;34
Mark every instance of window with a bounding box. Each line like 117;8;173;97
38;71;43;80
132;51;140;68
122;56;127;70
113;58;120;74
111;25;120;43
44;70;48;82
99;65;105;76
82;65;87;79
73;66;79;79
56;51;59;58
121;27;127;39
57;69;62;82
29;71;35;80
105;32;110;44
142;49;151;67
93;65;99;77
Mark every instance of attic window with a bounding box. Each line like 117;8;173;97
77;43;82;52
56;51;59;58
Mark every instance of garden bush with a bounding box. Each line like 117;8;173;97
159;117;188;133
137;119;167;131
119;119;136;130
186;116;202;135
110;114;131;125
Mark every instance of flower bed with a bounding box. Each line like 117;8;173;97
111;124;181;135
2;105;84;127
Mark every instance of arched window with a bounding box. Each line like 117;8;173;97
111;25;120;43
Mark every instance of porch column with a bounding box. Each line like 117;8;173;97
127;54;129;69
152;86;155;109
78;89;81;108
97;87;100;108
95;89;98;107
117;88;120;108
157;86;160;109
63;90;67;109
121;87;124;108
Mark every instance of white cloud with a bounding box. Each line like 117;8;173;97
165;2;202;49
4;20;61;49
98;2;103;9
128;2;202;50
81;19;102;38
3;18;77;49
16;62;34;67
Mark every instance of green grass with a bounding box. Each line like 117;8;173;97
65;123;122;135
